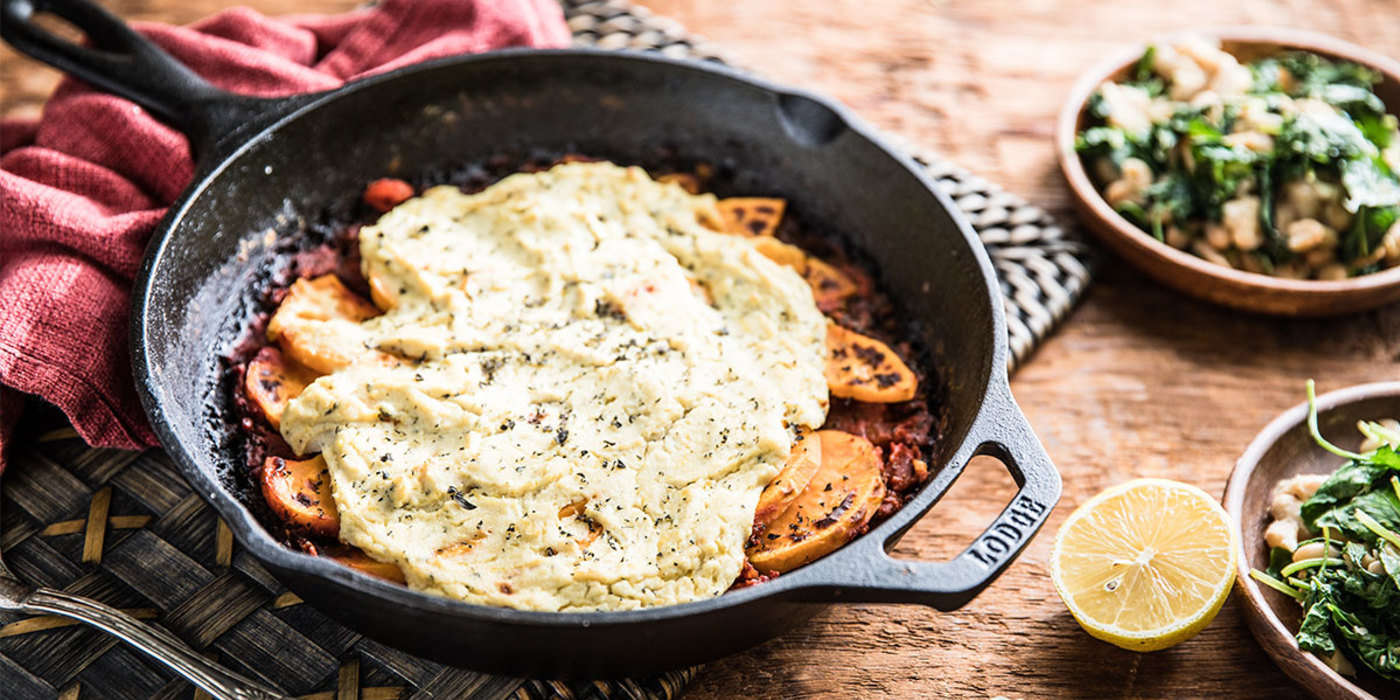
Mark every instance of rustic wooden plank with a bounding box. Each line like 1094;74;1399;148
633;2;1397;699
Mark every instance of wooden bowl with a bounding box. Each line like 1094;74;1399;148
1223;381;1400;700
1055;27;1400;316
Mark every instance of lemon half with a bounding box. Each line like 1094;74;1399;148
1049;478;1237;652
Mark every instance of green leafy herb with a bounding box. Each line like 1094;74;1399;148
1251;382;1400;684
1132;45;1157;83
1078;45;1400;275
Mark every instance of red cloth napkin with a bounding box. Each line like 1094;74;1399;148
0;0;571;465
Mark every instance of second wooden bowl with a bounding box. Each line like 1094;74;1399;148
1055;27;1400;316
1223;381;1400;700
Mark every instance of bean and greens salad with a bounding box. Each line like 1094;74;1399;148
1077;36;1400;280
1252;382;1400;682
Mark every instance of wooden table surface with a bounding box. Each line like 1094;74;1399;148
4;0;1400;698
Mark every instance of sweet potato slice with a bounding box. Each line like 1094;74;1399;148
717;197;786;237
656;172;703;194
750;240;855;311
746;430;886;573
267;274;386;374
804;257;859;311
363;178;414;213
824;324;917;403
244;346;318;429
323;546;406;584
367;273;399;311
261;455;339;538
753;429;822;531
753;238;809;275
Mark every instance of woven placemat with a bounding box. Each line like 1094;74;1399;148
0;1;1095;698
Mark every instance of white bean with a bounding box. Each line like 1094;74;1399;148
1283;180;1323;219
1265;519;1299;552
1121;158;1153;189
1292;541;1338;562
1384;222;1400;264
1285;473;1329;501
1275;200;1299;235
1209;60;1253;97
1104;179;1137;206
1323;201;1352;233
1222;197;1260;250
1206;223;1232;250
1164;226;1192;250
1286;218;1335;253
1315;263;1349;281
1099;82;1155;138
1240;254;1269;275
1224;131;1273;153
1192;240;1234;267
1270;492;1301;520
1170;64;1208;101
1232;217;1264;251
1174;35;1225;74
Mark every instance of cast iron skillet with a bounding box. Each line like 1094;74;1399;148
2;0;1063;679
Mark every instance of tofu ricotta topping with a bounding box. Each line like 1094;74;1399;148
278;162;830;610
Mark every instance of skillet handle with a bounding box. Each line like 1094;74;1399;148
788;379;1061;610
0;0;270;155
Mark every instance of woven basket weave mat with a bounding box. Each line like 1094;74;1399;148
0;1;1096;698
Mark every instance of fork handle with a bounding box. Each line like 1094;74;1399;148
23;587;289;700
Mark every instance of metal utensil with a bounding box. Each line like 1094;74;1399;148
0;474;290;700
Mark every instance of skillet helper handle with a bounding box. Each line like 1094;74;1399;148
809;380;1061;610
0;0;263;154
20;585;289;699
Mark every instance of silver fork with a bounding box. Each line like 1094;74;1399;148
0;477;290;700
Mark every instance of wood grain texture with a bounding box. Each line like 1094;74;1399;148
3;0;1399;698
630;2;1400;698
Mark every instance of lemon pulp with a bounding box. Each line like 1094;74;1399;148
1050;478;1237;652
